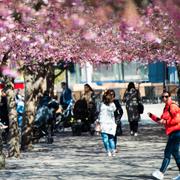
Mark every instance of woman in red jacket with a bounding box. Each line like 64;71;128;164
148;90;180;180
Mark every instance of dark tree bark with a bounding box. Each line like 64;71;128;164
0;129;5;169
46;64;55;95
21;67;45;150
0;51;20;158
5;80;20;158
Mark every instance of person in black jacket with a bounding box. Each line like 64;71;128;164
109;89;123;152
123;82;141;136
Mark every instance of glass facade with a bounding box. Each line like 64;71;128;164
68;62;178;84
73;62;149;83
92;64;122;82
123;62;148;81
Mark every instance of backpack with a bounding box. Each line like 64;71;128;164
114;99;123;120
138;102;144;114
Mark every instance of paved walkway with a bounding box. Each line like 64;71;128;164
0;103;179;180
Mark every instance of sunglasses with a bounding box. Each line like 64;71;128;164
161;95;169;98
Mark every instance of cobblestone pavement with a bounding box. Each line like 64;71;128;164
0;104;179;180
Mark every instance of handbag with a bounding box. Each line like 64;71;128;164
95;121;101;132
138;102;144;114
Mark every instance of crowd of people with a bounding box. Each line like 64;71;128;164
97;83;180;180
0;81;180;179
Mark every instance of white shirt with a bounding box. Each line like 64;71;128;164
99;102;117;136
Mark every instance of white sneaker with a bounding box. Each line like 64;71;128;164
152;170;164;180
173;174;180;180
134;133;138;137
112;150;116;157
107;151;112;157
130;131;134;136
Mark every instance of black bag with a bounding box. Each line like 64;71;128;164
138;102;144;114
116;121;123;136
114;99;123;120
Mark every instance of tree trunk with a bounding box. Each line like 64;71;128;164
0;129;5;169
0;51;20;157
21;72;35;151
21;63;55;150
6;85;20;158
21;70;45;150
46;65;55;95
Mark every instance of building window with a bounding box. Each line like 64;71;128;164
124;62;148;81
75;62;149;84
92;64;122;82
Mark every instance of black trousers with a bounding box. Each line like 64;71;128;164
129;121;138;133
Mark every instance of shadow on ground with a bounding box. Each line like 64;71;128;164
0;124;178;180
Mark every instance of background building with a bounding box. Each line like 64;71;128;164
69;62;178;85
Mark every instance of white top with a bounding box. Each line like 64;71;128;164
99;102;117;136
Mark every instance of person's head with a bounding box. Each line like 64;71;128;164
102;89;113;105
161;90;171;103
84;84;93;93
61;82;66;89
127;82;136;92
43;90;49;96
109;89;115;99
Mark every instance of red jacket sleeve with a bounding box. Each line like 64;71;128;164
149;113;161;123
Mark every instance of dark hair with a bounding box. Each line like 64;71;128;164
162;90;171;97
127;82;136;92
109;89;115;98
102;90;112;105
61;82;66;86
84;83;94;92
43;90;49;96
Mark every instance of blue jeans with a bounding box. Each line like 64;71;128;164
160;130;180;173
101;133;115;152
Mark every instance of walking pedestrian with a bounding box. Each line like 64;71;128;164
109;89;123;152
99;90;117;157
123;82;141;136
148;90;180;180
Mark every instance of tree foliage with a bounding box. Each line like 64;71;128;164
0;0;179;72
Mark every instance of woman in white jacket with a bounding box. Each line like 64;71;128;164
99;90;117;157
